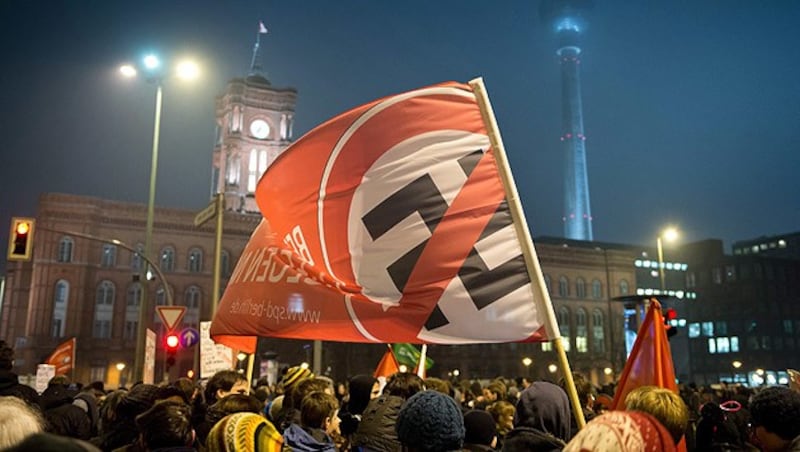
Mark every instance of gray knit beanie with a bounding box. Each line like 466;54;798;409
396;390;465;452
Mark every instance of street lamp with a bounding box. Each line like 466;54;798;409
522;357;533;376
548;363;558;374
121;54;200;382
657;227;679;292
116;362;127;387
732;360;742;369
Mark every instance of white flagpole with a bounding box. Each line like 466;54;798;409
469;77;586;429
417;344;427;378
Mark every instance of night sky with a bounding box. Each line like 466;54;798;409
2;1;799;269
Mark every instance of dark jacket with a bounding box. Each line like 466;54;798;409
514;382;572;444
0;369;39;406
40;384;92;440
351;394;405;452
500;427;565;452
463;443;496;452
283;424;336;452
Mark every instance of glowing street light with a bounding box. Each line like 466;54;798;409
452;369;460;377
657;227;679;292
548;363;558;374
116;362;126;371
732;360;743;369
603;367;613;376
399;365;408;373
120;53;200;382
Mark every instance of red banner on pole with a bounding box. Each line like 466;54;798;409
45;337;76;376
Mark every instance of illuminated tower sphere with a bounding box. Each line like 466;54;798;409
541;0;594;241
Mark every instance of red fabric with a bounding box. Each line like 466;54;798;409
564;411;677;452
209;81;553;348
45;337;76;376
374;346;400;378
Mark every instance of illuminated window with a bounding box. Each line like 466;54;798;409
716;337;730;353
541;342;553;352
784;320;794;334
93;281;115;338
124;283;141;340
715;321;728;335
730;336;740;352
702;322;714;336
248;149;258;192
58;236;74;263
130;243;144;271
576;309;588;353
725;265;736;281
778;239;787;248
576;278;586;298
708;338;716;354
226;154;240;186
686;272;696;288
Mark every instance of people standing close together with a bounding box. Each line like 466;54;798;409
1;341;799;452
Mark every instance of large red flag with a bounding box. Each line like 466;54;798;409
374;345;400;378
210;81;557;351
45;337;76;376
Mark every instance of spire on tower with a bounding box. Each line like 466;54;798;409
249;20;269;77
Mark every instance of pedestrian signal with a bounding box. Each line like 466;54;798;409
8;217;35;261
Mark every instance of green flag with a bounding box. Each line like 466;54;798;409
392;343;433;370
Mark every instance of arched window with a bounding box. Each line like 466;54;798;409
619;279;629;296
558;276;569;297
576;278;586;298
52;280;69;338
184;286;202;329
221;250;231;277
592;309;606;353
160;246;176;272
248;149;259;192
592;279;603;299
124;283;142;340
131;243;144;271
227;154;240;186
155;286;167;306
58;236;74;263
185;286;201;309
558;306;571;352
576;308;588;353
101;244;117;267
188;247;203;273
93;281;115;338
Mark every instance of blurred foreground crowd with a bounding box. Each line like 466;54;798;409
1;341;799;451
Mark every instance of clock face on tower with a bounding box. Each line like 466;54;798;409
249;119;270;139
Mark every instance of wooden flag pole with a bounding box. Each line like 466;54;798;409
469;77;586;429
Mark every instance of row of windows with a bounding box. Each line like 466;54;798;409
686;261;798;288
51;280;203;339
733;239;788;255
543;275;629;300
541;307;606;354
701;335;799;354
688;320;799;338
56;237;232;275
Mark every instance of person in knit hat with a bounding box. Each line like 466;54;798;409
463;410;498;451
206;412;283;452
562;410;677;452
395;390;465;452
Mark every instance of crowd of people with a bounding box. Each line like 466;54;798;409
1;341;799;451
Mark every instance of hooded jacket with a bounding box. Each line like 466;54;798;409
0;369;39;406
513;382;572;444
283;423;336;452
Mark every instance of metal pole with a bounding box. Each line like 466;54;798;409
211;193;224;317
134;83;163;383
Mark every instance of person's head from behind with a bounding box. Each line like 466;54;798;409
385;372;425;400
624;386;689;444
209;393;263;420
0;396;45;449
483;381;506;402
396;391;464;452
135;400;194;450
205;369;249;405
301;391;340;436
559;372;594;410
206;412;283;452
749;386;800;452
290;377;334;409
563;410;677;452
463;410;497;449
487;400;515;435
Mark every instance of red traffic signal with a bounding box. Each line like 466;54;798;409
165;334;180;350
8;217;35;261
664;308;678;338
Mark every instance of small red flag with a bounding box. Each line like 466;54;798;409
45;337;76;376
374;345;400;378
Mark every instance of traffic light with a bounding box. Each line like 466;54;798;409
8;217;35;261
664;308;678;338
165;333;180;367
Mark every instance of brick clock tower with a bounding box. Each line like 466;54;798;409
211;73;297;214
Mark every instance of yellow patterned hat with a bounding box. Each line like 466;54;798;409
206;412;283;452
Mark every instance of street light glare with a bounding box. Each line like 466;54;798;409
119;64;137;78
143;54;160;70
176;60;200;80
662;227;679;242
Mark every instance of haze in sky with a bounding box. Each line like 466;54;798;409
1;1;798;267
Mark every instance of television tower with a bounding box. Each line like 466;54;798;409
541;0;594;240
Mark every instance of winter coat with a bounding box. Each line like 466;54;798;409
283;423;336;452
0;369;39;406
351;394;405;452
40;384;92;440
501;426;565;452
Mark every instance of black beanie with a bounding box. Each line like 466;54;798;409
396;390;465;452
464;410;497;446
